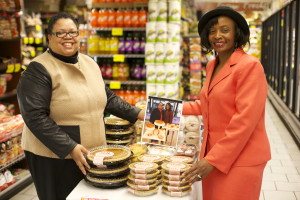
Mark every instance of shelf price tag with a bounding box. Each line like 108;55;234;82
112;28;123;36
113;54;125;62
6;64;14;73
109;81;121;90
14;63;21;72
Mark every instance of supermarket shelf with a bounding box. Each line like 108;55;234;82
0;153;25;171
90;54;145;58
104;80;146;85
0;172;32;200
0;90;17;101
93;27;146;31
92;2;148;8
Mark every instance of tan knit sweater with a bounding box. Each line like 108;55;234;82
21;51;107;159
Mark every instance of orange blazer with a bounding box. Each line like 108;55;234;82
183;48;271;174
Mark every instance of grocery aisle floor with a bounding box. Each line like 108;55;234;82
9;99;300;200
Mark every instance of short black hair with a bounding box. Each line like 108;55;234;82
47;12;79;34
200;16;250;54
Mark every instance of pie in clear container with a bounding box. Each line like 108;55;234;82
85;174;128;189
165;156;194;164
86;145;132;167
161;178;190;187
129;169;160;180
137;154;165;164
128;186;158;196
106;138;132;146
129;162;159;174
162;183;191;192
127;175;157;185
162;187;192;197
86;163;130;178
104;117;132;129
161;162;190;175
105;128;134;139
127;180;158;191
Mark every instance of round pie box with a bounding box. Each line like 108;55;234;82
85;174;128;189
162;184;191;192
106;128;134;139
161;170;185;181
129;162;159;174
127;175;157;185
161;162;190;175
165;156;194;164
130;169;160;180
106;138;132;146
105;117;132;129
86;164;130;178
86;145;132;167
161;177;190;187
128;186;158;196
162;187;192;197
137;154;165;164
127;180;158;191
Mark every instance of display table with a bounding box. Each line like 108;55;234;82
67;179;203;200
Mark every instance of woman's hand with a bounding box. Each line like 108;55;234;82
183;158;215;184
70;144;90;175
137;109;145;121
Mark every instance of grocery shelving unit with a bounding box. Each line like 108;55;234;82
261;0;300;146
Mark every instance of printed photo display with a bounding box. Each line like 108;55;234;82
141;96;183;147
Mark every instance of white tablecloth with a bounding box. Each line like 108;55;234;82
67;179;203;200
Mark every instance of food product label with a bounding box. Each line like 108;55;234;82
137;185;150;190
168;186;180;192
168;174;181;181
141;155;161;162
134;162;154;174
166;163;186;175
135;173;146;179
169;180;180;186
170;156;190;163
134;178;147;185
93;151;114;166
171;191;183;197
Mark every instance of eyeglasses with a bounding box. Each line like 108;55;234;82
50;31;79;38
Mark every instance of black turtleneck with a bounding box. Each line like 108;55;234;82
48;48;78;64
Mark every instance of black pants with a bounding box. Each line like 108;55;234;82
25;151;84;200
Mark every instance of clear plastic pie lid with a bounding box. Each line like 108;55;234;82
166;156;194;164
130;169;160;180
86;145;132;165
127;175;157;185
105;117;130;125
106;138;132;144
161;162;190;175
127;180;158;191
86;174;128;184
161;178;190;187
129;162;159;173
106;128;134;135
137;154;165;163
162;183;191;192
87;164;129;175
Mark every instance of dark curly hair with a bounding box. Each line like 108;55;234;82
47;12;78;35
200;16;250;54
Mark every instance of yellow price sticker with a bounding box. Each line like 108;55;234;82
113;54;125;62
112;28;123;36
23;37;29;44
29;37;34;44
36;25;41;31
14;63;21;72
109;81;121;89
6;64;14;73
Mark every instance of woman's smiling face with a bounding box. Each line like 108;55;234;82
208;16;236;55
48;18;79;56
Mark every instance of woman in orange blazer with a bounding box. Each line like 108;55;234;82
182;6;271;200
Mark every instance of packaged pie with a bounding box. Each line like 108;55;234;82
106;138;132;146
129;162;159;174
162;187;192;197
130;169;160;180
127;175;157;185
161;178;190;186
85;174;128;189
129;143;148;162
165;156;194;164
137;154;165;164
161;162;190;175
106;128;134;139
128;186;158;196
104;117;132;129
161;170;185;181
162;184;191;192
86;145;132;167
127;180;158;191
87;164;130;178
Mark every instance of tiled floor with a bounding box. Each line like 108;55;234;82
9;99;300;200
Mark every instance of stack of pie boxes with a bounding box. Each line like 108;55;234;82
137;154;165;183
127;162;160;196
161;162;192;197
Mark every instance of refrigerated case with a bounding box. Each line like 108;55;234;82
261;0;300;145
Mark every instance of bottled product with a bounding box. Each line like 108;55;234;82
141;63;146;80
112;62;119;80
107;9;116;27
116;9;124;27
139;32;146;54
125;32;133;54
104;33;111;54
105;59;113;80
118;36;126;54
110;35;119;54
132;32;140;54
118;62;127;80
138;8;147;27
91;9;99;28
131;8;139;27
123;9;131;27
98;9;108;28
98;33;106;54
88;35;99;55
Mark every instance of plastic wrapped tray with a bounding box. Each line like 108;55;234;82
104;117;132;130
127;180;158;191
86;164;130;178
85;174;128;189
128;186;158;196
162;187;192;197
105;128;134;139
